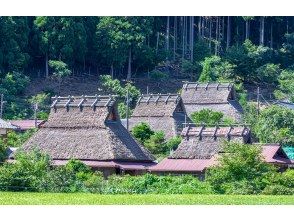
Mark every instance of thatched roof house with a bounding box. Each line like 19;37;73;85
0;118;16;137
21;95;155;176
181;82;243;121
150;126;293;176
150;125;251;177
128;94;189;139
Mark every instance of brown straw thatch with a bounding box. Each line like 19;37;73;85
128;94;189;139
181;82;243;121
170;125;251;159
22;95;155;162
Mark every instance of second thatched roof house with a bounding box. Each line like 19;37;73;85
20;95;155;177
127;94;189;139
181;82;243;122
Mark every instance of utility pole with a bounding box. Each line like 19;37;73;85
34;103;39;128
126;88;129;131
257;87;260;116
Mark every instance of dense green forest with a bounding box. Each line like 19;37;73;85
0;16;294;121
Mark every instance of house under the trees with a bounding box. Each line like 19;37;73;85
20;95;156;177
127;94;189;139
150;125;293;177
181;82;243;122
0;118;16;138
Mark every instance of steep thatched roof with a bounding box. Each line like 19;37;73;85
181;82;243;121
129;94;188;139
22;95;155;162
170;125;251;159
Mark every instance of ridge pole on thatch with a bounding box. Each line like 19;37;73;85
198;124;205;140
155;94;160;104
51;95;59;109
165;93;171;103
78;95;85;109
226;125;233;140
205;82;209;90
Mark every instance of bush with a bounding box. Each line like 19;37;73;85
190;109;224;125
274;69;294;102
149;70;168;80
206;142;276;194
199;56;236;82
0;139;7;162
131;122;154;143
256;63;282;84
118;102;133;119
165;136;182;151
144;131;167;154
6;129;36;148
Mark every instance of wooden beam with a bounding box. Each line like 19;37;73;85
213;126;219;139
104;97;112;107
91;95;99;108
198;125;205;139
78;95;85;108
64;96;72;107
137;95;143;104
155;94;161;103
216;83;220;90
205;82;209;90
146;95;151;104
165;94;171;103
51;96;59;108
195;83;199;90
226;126;233;140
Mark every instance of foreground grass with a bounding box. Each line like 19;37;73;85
0;192;293;205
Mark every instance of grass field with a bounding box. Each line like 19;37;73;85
0;192;293;205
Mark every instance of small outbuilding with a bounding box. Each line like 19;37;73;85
128;94;189;139
20;95;156;177
181;82;243;122
0;118;16;138
9;120;45;132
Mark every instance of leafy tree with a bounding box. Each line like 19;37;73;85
190;109;227;125
28;93;50;120
144;131;167;154
256;63;282;84
0;139;7;162
274;69;294;102
131;122;154;143
49;60;71;94
198;56;236;82
253;106;294;145
165;136;182;151
206;142;276;194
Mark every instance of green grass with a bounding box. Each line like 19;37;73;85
0;192;293;205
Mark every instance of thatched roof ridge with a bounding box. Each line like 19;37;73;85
22;95;155;162
181;82;236;104
51;95;117;108
132;93;184;117
170;125;251;159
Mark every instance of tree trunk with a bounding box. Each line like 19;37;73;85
245;20;250;40
127;48;132;80
156;32;159;54
215;17;219;55
166;16;170;54
110;64;114;79
45;53;49;78
182;17;185;59
270;22;273;49
226;16;231;50
173;16;177;60
260;17;265;46
209;18;212;51
198;16;201;39
190;16;194;62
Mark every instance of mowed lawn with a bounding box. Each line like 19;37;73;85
0;192;293;205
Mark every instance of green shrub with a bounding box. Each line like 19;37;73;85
150;70;168;80
206;142;276;194
262;185;294;195
144;131;166;154
165;136;182;151
190;109;224;125
131;122;154;143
